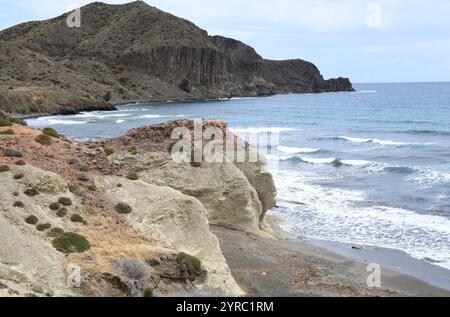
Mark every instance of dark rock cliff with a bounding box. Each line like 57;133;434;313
0;1;353;115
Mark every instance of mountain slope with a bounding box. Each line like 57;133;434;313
0;1;353;115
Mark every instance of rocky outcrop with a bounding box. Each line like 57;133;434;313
95;176;243;296
0;124;245;296
0;1;353;116
105;120;278;237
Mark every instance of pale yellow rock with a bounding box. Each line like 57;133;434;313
0;165;78;296
95;176;244;296
119;152;265;234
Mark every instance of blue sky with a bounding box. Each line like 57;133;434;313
1;0;449;83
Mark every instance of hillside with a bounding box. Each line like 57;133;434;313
0;1;353;116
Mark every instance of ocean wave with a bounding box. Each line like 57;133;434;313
382;166;417;174
116;119;125;124
404;129;450;136
230;127;298;134
354;90;377;94
269;169;450;271
139;114;171;119
408;170;450;185
27;118;88;126
327;136;428;147
277;146;320;154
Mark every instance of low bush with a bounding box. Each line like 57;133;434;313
68;184;79;193
24;187;39;197
4;148;23;157
13;173;24;179
49;202;61;211
58;197;72;206
177;252;202;278
87;184;97;192
15;160;26;166
114;203;132;214
103;91;112;102
70;214;86;224
42;127;59;138
56;208;68;218
0;165;10;172
52;232;91;254
35;134;52;145
128;146;139;155
47;227;64;238
25;215;38;225
0;118;12;127
102;145;114;156
127;171;139;181
78;174;91;182
13;201;24;208
36;223;51;231
0;129;14;135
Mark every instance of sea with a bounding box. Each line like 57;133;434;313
26;82;450;271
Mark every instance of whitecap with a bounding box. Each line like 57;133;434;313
230;127;298;134
277;146;320;154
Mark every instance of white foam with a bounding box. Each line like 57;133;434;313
408;170;450;185
269;168;450;271
278;146;319;154
338;136;417;147
340;160;374;167
116;119;125;124
301;157;338;165
27;117;87;126
230;127;298;134
139;114;170;119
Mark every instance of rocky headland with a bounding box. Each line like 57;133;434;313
0;1;353;117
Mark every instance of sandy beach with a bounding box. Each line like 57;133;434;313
212;226;450;297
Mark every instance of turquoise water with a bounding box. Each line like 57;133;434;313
27;82;450;270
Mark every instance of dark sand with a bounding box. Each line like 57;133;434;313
212;226;450;297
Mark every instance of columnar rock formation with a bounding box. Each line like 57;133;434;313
0;1;353;115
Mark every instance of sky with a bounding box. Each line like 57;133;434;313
1;0;449;83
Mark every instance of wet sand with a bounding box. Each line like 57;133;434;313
212;226;450;297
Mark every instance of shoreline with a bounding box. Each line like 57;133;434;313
212;226;450;297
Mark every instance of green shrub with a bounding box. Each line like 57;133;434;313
0;165;10;172
0;129;14;135
24;187;39;197
103;91;112;102
13;173;24;179
117;183;123;188
78;174;91;182
102;145;114;156
25;215;38;225
58;197;72;206
177;252;202;278
56;208;68;218
87;184;97;192
70;214;86;224
13;201;24;208
15;160;26;166
114;203;132;214
127;171;139;181
68;184;79;193
142;288;153;297
13;191;19;197
0;118;12;127
35;134;52;145
4;148;23;157
52;232;90;254
49;202;61;211
128;146;139;155
47;227;64;238
42;127;59;138
36;223;51;231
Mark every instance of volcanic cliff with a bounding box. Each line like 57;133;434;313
0;1;353;116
